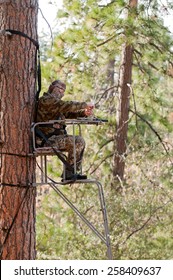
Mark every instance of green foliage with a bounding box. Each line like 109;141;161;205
37;0;173;260
36;185;107;259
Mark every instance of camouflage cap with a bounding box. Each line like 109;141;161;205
48;80;66;93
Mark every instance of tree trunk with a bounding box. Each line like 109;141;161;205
0;0;38;259
113;0;138;182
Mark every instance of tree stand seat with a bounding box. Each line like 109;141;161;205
32;147;64;156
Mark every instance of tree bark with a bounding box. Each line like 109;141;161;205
0;0;38;259
113;0;138;182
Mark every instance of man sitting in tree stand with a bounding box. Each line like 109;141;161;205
36;80;94;181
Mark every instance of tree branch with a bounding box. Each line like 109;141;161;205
89;153;113;175
95;85;118;106
124;199;173;242
97;31;122;47
129;108;171;159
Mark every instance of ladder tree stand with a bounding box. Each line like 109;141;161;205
31;118;113;260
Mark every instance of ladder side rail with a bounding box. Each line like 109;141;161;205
72;122;77;174
44;155;48;183
40;155;44;183
96;181;113;260
77;124;82;174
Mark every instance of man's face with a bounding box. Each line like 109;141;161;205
51;85;65;98
50;81;66;99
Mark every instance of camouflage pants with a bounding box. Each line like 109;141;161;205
45;134;85;168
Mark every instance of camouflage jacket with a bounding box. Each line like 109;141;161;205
36;92;87;136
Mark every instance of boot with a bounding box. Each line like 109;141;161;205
61;168;87;182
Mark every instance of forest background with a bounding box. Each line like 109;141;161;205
36;0;173;260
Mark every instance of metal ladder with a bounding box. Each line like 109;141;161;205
31;120;113;260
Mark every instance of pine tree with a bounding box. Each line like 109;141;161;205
0;0;38;259
113;0;138;181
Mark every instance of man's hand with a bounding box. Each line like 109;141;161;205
53;123;61;129
84;103;95;116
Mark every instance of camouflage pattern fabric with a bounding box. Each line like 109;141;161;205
44;134;85;168
37;92;87;123
37;92;87;135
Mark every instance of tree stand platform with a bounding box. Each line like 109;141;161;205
31;119;113;260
